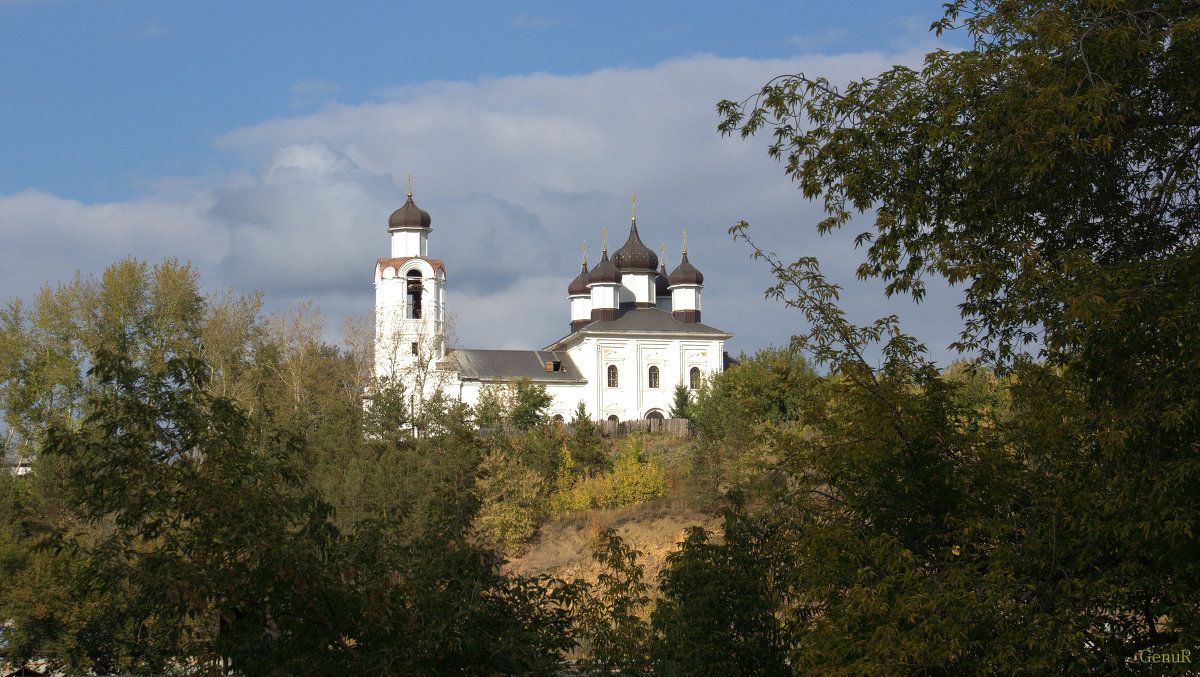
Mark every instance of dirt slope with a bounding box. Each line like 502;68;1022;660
503;500;721;585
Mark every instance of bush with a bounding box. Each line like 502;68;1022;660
550;438;669;514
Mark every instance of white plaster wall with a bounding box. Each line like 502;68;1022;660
375;258;445;384
670;285;700;312
390;229;429;258
569;294;591;322
589;283;618;310
623;272;654;306
444;334;725;423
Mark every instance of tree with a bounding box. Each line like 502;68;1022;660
510;377;553;430
652;493;791;677
568;400;607;471
473;376;553;432
576;530;653;676
718;0;1198;365
0;259;206;459
714;0;1200;672
0;261;583;674
668;383;691;421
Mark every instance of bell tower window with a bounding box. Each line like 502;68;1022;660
406;270;423;319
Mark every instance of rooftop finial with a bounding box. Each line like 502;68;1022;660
682;229;687;254
660;242;666;266
631;192;637;222
407;172;412;197
582;241;588;265
602;227;608;253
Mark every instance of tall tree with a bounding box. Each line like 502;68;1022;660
715;0;1200;672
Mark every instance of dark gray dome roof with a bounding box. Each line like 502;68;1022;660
588;250;621;284
655;263;669;296
612;221;658;272
388;193;432;230
568;262;590;296
668;251;704;286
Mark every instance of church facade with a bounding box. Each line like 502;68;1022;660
373;191;733;422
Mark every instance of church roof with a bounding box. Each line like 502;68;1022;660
446;349;585;383
567;261;590;296
612;220;658;272
545;308;731;350
668;251;704;286
588;249;621;284
655;262;669;297
388;193;432;230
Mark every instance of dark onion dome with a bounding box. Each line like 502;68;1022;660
668;251;704;286
655;262;669;296
388;193;432;230
612;221;658;272
568;262;590;296
588;249;621;284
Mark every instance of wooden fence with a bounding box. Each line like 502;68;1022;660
597;417;692;438
481;418;694;439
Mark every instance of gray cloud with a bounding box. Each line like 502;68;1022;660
1;50;969;366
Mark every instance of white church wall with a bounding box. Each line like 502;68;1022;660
391;229;428;258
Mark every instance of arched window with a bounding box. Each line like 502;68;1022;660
646;410;664;421
552;414;565;424
689;366;701;389
607;414;619;423
648;365;660;389
406;270;423;319
607;364;619;387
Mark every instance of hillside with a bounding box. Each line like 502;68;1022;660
504;500;722;586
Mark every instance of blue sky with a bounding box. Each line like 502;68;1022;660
1;0;971;364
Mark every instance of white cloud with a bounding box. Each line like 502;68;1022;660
0;50;968;365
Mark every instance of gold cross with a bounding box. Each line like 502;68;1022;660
682;229;687;254
582;241;588;264
407;172;412;196
602;227;608;252
631;192;637;221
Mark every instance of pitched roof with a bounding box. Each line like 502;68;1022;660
446;349;586;383
545;308;731;350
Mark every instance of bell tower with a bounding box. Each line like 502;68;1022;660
374;186;446;387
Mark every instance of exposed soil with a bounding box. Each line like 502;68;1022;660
503;499;722;586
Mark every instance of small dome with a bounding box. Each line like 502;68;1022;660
612;221;658;272
568;262;590;296
388;193;432;230
655;263;669;296
588;250;621;285
668;251;704;286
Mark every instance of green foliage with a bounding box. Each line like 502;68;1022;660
0;260;583;673
550;438;670;514
473;379;510;432
474;376;553;431
690;348;816;444
706;0;1200;672
568;400;607;471
576;529;653;676
668;383;691;420
475;447;546;550
718;0;1200;365
0;259;205;457
652;493;791;676
511;376;553;430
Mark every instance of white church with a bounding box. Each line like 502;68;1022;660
373;189;733;422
